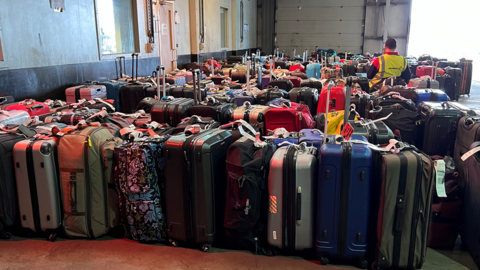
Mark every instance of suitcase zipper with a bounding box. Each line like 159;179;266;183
99;140;110;230
26;141;42;234
282;146;297;250
338;142;352;258
84;128;98;238
408;152;424;268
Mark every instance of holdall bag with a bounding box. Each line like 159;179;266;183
231;102;270;135
223;136;276;253
164;128;234;251
0;95;14;105
317;84;346;114
13;136;63;241
288;87;319;114
316;135;372;268
374;94;417;112
115;135;168;242
57;123;120;238
414;89;449;106
267;143;317;252
370;147;434;270
349;119;394;145
2;100;51;117
365;102;422;147
417;102;462;156
436;75;457;101
454;116;480;180
378;86;419;105
264;101;315;133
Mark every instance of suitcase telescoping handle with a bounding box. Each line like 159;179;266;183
193;69;201;105
296;186;302;225
343;77;354;127
323;81;335;144
131;53;139;82
156;65;166;98
246;58;251;91
116;56;126;80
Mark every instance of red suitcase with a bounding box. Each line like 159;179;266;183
289;63;305;73
264;101;315;132
1;99;50;117
416;66;443;78
317;84;346;114
283;76;302;88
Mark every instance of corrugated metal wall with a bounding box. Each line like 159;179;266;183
275;0;366;55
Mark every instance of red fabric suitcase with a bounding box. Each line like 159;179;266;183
264;101;315;132
317;84;346;114
1;99;50;117
416;66;444;78
289;63;305;73
283;76;302;88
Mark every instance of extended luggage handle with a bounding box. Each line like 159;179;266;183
131;53;139;83
322;81;335;144
156;65;166;99
116;56;127;79
193;69;202;105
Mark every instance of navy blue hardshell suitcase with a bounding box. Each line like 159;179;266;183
415;89;449;107
316;135;373;268
272;131;304;146
299;129;324;150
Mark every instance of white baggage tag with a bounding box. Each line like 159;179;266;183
434;160;447;198
355;113;392;126
461;146;480;161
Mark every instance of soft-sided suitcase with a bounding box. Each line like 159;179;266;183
316;135;372;268
164;128;234;251
444;67;463;98
317;84;346;114
268;79;294;92
350;92;374;119
371;149;434;270
231;102;270;135
353;77;370;92
13;137;62;241
57;125;119;238
349;119;394;145
151;98;194;127
290;72;308;80
342;64;357;77
231;94;255;107
414;89;449;106
289;63;305;73
462;142;480;268
255;87;288;105
0;110;30;126
454;116;480;180
264;102;315;132
288;87;319;114
301;79;323;90
0;95;14;105
459;59;473;96
375;95;417;112
283;76;302;88
2;100;51;117
417;102;462;156
267;144;317;251
436;76;457;101
135;97;158;113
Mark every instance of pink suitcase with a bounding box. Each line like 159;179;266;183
65;85;107;104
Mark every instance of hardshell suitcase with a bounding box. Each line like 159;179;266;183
66;85;106;105
57;126;119;238
436;76;457;101
454;116;480;180
268;79;294;92
0;95;14;105
298;129;323;150
283;76;302;88
317;85;346;114
0;110;30;126
306;63;321;79
418;102;462;156
267;144;317;251
151;98;194;127
2;100;51;117
444;67;463;99
189;98;233;125
231;94;255;107
119;82;151;113
13;138;62;240
288;87;319;115
409;78;439;90
164;129;234;250
231;102;270;135
459;59;473;95
301;79;323;90
349;119;394;145
414;89;449;106
372;149;434;270
255;87;288;105
316;135;372;268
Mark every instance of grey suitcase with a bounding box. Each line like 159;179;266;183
0;110;30;126
13;138;62;241
409;78;439;89
267;144;317;250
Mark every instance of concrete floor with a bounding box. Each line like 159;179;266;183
1;82;479;270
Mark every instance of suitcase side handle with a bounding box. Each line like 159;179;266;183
296;186;302;226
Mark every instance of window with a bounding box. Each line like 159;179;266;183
220;7;228;48
0;37;3;62
95;0;138;56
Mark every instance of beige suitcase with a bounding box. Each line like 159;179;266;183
232;102;270;135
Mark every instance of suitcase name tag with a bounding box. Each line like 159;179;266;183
434;160;447;198
461;146;480;161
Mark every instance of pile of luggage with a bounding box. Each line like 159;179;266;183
0;51;479;270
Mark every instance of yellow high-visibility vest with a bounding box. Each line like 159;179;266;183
370;54;408;88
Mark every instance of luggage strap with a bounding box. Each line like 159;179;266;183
94;98;115;112
232;119;265;148
392;153;409;268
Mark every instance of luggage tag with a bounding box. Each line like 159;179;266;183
434;160;447;198
461;146;480;161
355;112;392;126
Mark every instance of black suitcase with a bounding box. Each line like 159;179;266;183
189;98;233;124
288;87;318;114
163;128;234;251
267;79;294;92
274;61;287;69
230;70;248;83
118;53;152;113
349;119;394;145
0;95;14;105
459;59;473;96
444;67;463;100
135;97;158;113
171;116;220;135
437;61;458;68
375;95;417;112
228;56;243;64
150;98;194;127
342;64;357;76
300;79;323;90
255;87;288;105
350;93;374;118
417;102;462;156
454;116;480;180
353;77;370;92
436;76;456;101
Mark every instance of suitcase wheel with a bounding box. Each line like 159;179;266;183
48;233;58;242
318;255;329;266
358;258;369;269
372;262;383;270
169;239;179;247
0;230;12;240
202;244;211;252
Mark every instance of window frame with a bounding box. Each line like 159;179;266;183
220;6;229;50
0;17;7;69
93;0;140;60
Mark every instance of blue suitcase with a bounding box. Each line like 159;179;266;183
316;135;373;269
273;131;305;146
231;94;255;107
299;129;323;150
415;89;449;107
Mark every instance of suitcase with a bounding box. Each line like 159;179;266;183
459;59;473;95
164;128;234;250
298;128;323;150
371;148;434;270
265;102;315;133
270;131;305;146
66;85;107;105
13;137;62;241
301;79;323;90
316;135;372;268
230;70;248;83
228;55;244;64
268;79;294;92
222;137;276;252
179;85;207;101
267;144;317;251
317;84;346;114
231;93;255;107
231;102;270;135
414;89;449;106
349;119;394;145
212;94;232;104
255;87;288;105
342;64;357;77
2;100;51;117
0;110;30;126
135;97;158;113
44;109;100;126
189;97;233;125
283;76;302;88
119;53;152;113
462;142;480;268
444;67;463;98
353;77;370;92
379;86;419;105
151;98;194;127
417;102;462;156
416;66;438;78
436;76;457;101
0;95;14;105
289;63;305;73
290;72;308;80
288;87;319;115
57;125;119;238
446;101;477;116
409;78;439;90
306;63;321;79
350;93;374;119
437;61;458;68
454;116;480;180
375;95;417;112
115;136;167;242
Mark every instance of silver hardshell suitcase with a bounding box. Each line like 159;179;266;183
13;138;62;241
267;144;317;250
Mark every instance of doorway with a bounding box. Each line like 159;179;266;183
157;2;177;73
